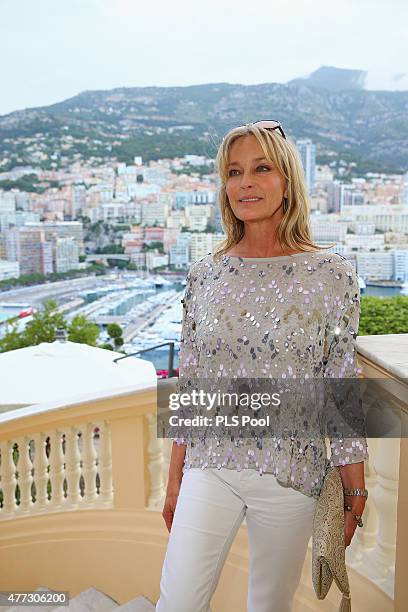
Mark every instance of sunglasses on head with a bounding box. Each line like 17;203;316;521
224;120;287;140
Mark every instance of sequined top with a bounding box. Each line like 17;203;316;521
172;250;369;499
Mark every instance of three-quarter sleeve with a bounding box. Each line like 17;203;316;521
323;258;369;467
170;266;199;445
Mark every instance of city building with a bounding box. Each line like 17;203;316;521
53;237;80;273
356;251;408;281
296;139;316;195
170;233;191;268
185;204;215;232
190;232;225;262
141;202;168;227
24;221;84;253
311;217;347;245
175;190;216;209
345;234;385;251
0;210;40;232
5;227;53;276
166;209;186;230
342;204;408;233
0;259;20;281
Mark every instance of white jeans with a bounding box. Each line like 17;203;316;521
156;467;317;612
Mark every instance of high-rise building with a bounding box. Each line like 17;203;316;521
24;221;84;253
296;139;316;195
5;227;53;276
53;238;80;273
41;240;53;275
341;186;365;208
70;184;87;217
326;180;342;213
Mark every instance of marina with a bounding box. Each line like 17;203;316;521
0;273;185;372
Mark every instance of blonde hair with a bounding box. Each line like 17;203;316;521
212;124;335;262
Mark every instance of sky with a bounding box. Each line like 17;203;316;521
0;0;407;116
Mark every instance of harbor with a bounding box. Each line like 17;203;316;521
0;272;185;372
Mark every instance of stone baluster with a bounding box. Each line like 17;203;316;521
49;430;65;509
32;432;49;512
15;437;34;515
0;440;18;516
65;426;82;507
98;420;113;505
82;423;98;504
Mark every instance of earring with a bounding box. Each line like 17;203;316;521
283;197;288;213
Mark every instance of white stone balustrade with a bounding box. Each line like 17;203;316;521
0;420;113;520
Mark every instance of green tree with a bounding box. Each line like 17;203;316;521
23;300;67;347
107;258;128;269
68;315;100;346
0;300;104;353
0;325;26;352
106;323;124;349
142;241;164;252
95;244;125;254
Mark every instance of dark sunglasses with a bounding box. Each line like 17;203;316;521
224;119;286;140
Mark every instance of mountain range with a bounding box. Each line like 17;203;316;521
0;69;407;174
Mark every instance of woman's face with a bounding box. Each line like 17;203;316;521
225;135;287;223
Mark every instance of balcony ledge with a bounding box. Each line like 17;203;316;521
357;333;408;380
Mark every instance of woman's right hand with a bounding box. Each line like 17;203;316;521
162;480;181;533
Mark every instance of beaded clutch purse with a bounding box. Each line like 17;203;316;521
312;465;352;612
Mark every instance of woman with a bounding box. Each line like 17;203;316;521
156;121;369;612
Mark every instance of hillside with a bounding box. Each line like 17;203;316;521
0;81;407;173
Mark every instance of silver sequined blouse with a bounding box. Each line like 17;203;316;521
172;250;369;499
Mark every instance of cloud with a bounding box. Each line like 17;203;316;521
0;0;407;114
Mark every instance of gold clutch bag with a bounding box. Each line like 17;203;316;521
312;466;352;612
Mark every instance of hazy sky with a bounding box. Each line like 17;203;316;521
1;0;407;116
